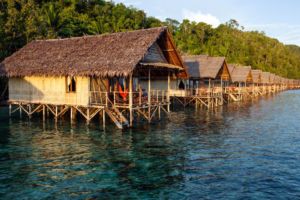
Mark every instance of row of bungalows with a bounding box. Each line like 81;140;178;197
0;27;187;129
0;27;299;128
170;55;230;108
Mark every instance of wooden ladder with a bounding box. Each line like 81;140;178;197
105;107;129;129
229;93;239;102
105;98;129;129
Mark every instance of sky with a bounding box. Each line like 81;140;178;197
113;0;300;46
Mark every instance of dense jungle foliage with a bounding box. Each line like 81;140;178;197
1;0;300;79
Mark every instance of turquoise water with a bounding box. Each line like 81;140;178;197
1;91;300;199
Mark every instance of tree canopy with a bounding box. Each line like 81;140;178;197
1;0;300;78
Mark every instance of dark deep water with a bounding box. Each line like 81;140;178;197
1;91;300;199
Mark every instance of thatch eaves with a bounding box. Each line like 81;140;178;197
251;69;262;84
228;64;252;83
182;55;227;79
261;72;271;84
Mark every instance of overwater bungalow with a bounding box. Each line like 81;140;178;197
226;64;253;101
269;73;276;93
261;72;271;94
0;27;187;129
171;55;231;108
251;69;263;96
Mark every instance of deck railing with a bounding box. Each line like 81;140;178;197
89;90;168;107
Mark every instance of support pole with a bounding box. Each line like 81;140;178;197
19;105;22;118
87;108;90;125
9;104;11;117
148;69;151;123
71;107;77;123
129;74;133;127
102;109;106;129
158;105;161;120
167;71;170;112
28;104;32;119
55;106;58;122
43;105;45;121
221;78;223;105
208;79;211;108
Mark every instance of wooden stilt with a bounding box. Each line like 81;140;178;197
86;108;90;124
148;69;151;123
102;109;106;129
70;106;77;123
9;104;11;117
19;105;22;118
129;74;133;127
28;104;32;119
43;105;45;121
167;71;170;112
158;105;161;120
55;105;58;122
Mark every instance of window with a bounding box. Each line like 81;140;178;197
66;76;76;93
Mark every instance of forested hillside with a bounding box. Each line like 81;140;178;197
1;0;300;78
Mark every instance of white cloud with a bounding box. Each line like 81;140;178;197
182;9;221;28
244;23;300;45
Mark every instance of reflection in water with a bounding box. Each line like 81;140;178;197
1;91;300;199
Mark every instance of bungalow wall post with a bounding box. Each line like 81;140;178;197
148;69;151;123
167;71;170;112
129;73;133;127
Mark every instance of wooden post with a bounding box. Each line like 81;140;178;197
28;104;32;119
70;106;77;123
87;108;90;124
43;105;45;121
55;105;58;122
9;104;11;117
220;78;223;105
208;79;211;108
19;105;22;118
148;69;151;123
167;71;170;112
238;82;241;101
129;74;133;127
102;109;106;129
158;105;161;120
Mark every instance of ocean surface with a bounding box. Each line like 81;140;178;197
1;90;300;199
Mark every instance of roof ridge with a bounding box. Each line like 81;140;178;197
34;26;167;42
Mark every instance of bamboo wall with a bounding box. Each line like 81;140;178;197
9;76;90;106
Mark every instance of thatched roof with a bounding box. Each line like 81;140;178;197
261;72;270;84
182;55;226;79
269;73;275;84
251;69;262;84
228;64;252;83
0;27;186;77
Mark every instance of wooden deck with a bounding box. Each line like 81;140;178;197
8;90;170;129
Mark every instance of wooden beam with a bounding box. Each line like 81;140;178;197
148;69;151;123
129;74;133;127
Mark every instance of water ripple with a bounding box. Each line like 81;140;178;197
1;91;300;199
